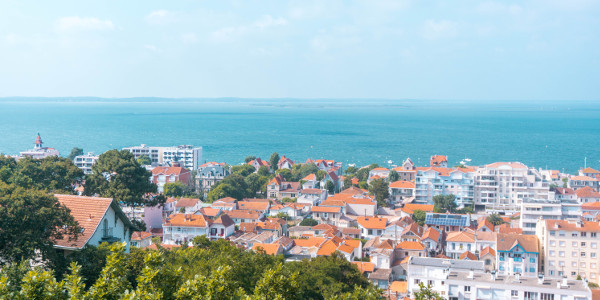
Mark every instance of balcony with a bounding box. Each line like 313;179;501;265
101;227;121;243
513;257;522;262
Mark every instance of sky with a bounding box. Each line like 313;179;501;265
0;0;599;100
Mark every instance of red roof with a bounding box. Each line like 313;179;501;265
576;186;600;198
357;216;387;230
389;181;415;189
151;166;190;176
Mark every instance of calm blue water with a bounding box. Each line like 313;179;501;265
0;98;599;173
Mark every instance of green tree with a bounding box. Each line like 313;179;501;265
136;155;151;166
334;285;382;300
257;166;270;177
84;150;163;207
68;147;84;161
299;218;318;226
487;214;504;226
368;178;389;207
86;243;131;300
412;209;426;226
244;156;256;164
413;282;443;300
9;156;83;193
207;174;248;201
163;182;186;197
0;183;81;266
355;164;379;182
292;163;319;181
325;180;335;194
432;194;457;213
388;170;399;182
269;153;280;172
231;164;256;177
175;266;245;300
344;166;358;176
358;181;368;190
343;177;353;189
253;263;299;299
18;269;63;300
316;170;327;181
562;177;568;188
275;168;292;181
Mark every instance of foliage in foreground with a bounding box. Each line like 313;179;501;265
0;240;382;300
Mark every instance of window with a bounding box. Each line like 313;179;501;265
559;261;565;266
530;267;535;273
559;231;565;237
485;259;491;265
592;253;597;258
592;243;597;249
414;279;420;284
524;292;538;300
559;241;565;247
559;251;565;257
428;280;434;286
571;272;577;276
550;250;555;256
572;251;578;257
581;252;586;257
511;290;518;297
582;242;586;247
572;261;577;267
572;232;578;237
550;241;556;246
550;230;556;236
592;263;596;269
592;273;597;279
530;258;536;263
541;293;554;300
549;260;555;266
581;262;586;268
582;232;587;237
572;241;578;247
464;286;471;292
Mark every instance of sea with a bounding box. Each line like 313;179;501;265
0;97;599;174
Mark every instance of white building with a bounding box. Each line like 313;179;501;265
123;144;202;170
17;133;60;160
414;167;475;207
74;152;99;174
474;162;552;212
496;233;540;277
520;198;580;235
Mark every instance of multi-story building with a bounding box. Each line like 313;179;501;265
414;167;475;206
474;162;552;212
162;213;235;244
389;180;415;204
73;152;99;174
17;133;60;159
151;166;191;193
537;219;600;284
496;233;539;277
520;198;580;235
196;162;230;195
123;144;202;170
569;175;599;191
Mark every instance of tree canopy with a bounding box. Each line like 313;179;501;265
0;155;83;194
412;209;426;226
67;147;84;161
368;178;389;207
163;182;186;198
83;150;163;207
432;194;458;213
269;152;280;172
136;154;151;166
486;213;505;226
388;170;399;182
299;218;319;226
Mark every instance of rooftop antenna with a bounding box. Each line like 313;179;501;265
585;157;587;169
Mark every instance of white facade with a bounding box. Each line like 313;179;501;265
520;198;580;235
74;152;99;174
474;162;552;212
414;168;474;206
123;144;202;170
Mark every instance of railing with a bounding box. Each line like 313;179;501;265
103;227;113;238
513;257;522;262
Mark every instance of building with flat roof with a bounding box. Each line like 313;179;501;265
17;133;60;159
74;152;99;174
123;144;202;170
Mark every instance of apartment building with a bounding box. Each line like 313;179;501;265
414;167;475;206
474;162;551;212
520;198;581;235
73;152;99;174
123;144;202;170
537;219;600;284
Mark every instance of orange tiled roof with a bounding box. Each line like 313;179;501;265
389;281;408;294
460;251;477;260
131;231;153;241
371;167;390;172
481;246;496;257
446;231;475;243
497;233;538;253
352;261;375;273
576;186;600;198
293;237;326;248
224;209;261;219
582;167;600;174
165;213;210;227
175;197;200;208
237;201;269;211
389;180;415;189
396;241;425;251
252;243;282;255
402;204;433;214
311;206;342;213
151;166;190;176
54;194;122;249
571;175;597;181
199;207;221;217
357;216;387;230
422;227;440;242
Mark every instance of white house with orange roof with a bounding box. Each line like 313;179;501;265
580;167;600;179
346;197;377;216
301;173;318;189
575;186;600;203
151;166;191;193
267;174;301;200
163;213;235;244
310;206;343;225
297;188;327;205
175;197;203;214
54;194;137;253
421;227;441;252
570;175;599;192
430;155;447;167
389;180;415;204
277;155;294;170
369;167;391;182
131;231;153;248
248;157;270;172
357;216;388;239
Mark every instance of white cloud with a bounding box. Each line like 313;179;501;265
422;20;458;40
181;32;199;44
254;15;288;29
55;17;114;33
146;10;172;24
211;15;288;42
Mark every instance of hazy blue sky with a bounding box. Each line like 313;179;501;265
1;0;599;100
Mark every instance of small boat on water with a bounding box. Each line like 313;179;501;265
387;160;393;164
348;163;356;167
464;158;472;162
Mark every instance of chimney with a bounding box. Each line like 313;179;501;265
467;269;474;279
562;277;568;287
515;273;520;282
491;270;496;281
538;273;544;284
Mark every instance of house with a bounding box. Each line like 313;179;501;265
352;261;375;275
54;194;137;253
575;186;600;203
297;188;327;205
267;174;301;200
211;197;237;211
277;155;294;170
237;200;270;214
151;166;191;193
580;167;600;178
345;198;377;216
460;250;477;261
404;257;485;297
421;227;441;253
301;174;318;189
131;231;153;248
310;206;343;225
208;215;235;239
445;231;497;259
252;243;283;256
368;168;390;182
424;212;471;232
357;216;388;239
163;213;235;244
248;158;270;172
430;155;447;167
477;219;495;232
398;204;434;218
569;175;599;191
224;210;264;224
480;246;496;272
371;248;394;269
389;181;415;204
196;162;230;195
369;269;392;290
496;233;539;277
175;197;203;214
